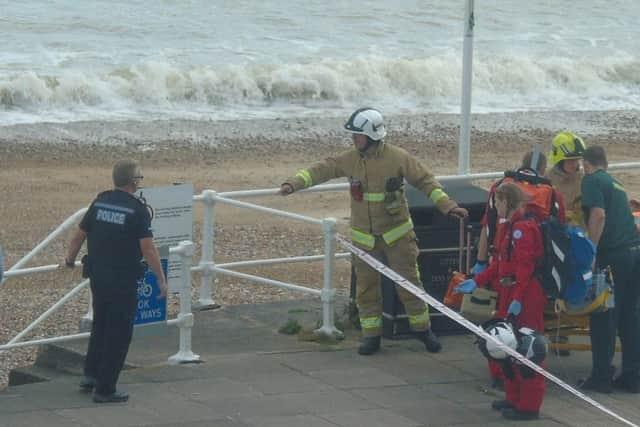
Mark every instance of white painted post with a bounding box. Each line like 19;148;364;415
197;190;219;310
314;218;344;340
80;292;93;332
458;0;475;175
169;241;200;364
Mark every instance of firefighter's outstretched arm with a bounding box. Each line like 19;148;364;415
279;153;347;196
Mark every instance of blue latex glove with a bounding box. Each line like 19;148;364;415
470;261;488;276
507;300;522;316
454;278;477;294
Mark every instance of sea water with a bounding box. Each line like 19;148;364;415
1;0;638;125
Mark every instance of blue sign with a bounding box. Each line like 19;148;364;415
135;257;168;326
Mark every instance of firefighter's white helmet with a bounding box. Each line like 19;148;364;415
344;108;387;141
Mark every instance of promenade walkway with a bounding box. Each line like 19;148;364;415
1;299;638;427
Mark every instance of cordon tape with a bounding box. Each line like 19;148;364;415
337;234;638;427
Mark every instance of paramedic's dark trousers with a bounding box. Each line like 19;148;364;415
85;269;138;395
590;245;640;382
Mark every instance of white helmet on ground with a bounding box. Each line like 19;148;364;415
479;320;518;360
344;107;387;141
516;327;548;364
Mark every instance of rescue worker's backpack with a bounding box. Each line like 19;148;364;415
486;168;560;247
536;217;596;303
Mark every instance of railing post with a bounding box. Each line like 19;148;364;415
314;217;344;340
79;292;93;332
197;190;219;310
168;241;200;364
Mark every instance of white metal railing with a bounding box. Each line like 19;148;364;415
195;190;344;340
0;240;199;365
1;208;87;286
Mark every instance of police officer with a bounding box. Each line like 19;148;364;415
64;159;167;403
580;146;640;394
279;107;468;355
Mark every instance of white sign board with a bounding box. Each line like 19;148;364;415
137;184;193;292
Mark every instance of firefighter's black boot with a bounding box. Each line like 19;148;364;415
415;329;442;353
358;336;381;355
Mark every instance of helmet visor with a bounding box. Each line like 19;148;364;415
560;137;586;159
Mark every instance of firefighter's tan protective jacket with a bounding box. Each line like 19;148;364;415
547;165;584;226
284;142;458;249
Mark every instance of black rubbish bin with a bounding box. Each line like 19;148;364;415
349;181;488;338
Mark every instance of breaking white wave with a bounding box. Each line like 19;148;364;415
1;54;639;124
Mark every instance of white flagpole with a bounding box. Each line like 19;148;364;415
458;0;475;175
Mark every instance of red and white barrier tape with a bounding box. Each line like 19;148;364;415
336;234;638;427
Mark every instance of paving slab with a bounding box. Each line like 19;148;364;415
1;299;639;427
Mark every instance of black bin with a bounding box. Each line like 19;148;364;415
350;181;488;338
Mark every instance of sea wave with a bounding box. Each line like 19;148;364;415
1;54;638;122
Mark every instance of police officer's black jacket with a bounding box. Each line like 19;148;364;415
80;189;152;277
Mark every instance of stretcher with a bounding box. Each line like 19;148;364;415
544;304;621;353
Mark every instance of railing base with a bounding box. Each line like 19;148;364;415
195;300;221;311
168;351;201;365
313;326;344;341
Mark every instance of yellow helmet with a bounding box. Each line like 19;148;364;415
549;131;586;166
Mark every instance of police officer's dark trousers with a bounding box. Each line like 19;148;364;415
85;267;138;396
590;245;640;382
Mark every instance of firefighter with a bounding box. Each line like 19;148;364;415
279;107;468;355
455;183;546;420
547;131;586;227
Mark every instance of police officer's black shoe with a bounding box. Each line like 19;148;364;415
501;408;539;420
491;399;514;411
613;374;640;393
93;390;129;403
415;329;442;353
79;376;96;392
577;377;612;394
358;336;381;355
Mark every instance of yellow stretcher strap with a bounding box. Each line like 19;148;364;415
561;287;613;317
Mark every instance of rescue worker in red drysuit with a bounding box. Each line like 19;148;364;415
455;183;546;421
472;152;565;389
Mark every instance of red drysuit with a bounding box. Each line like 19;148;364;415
475;210;547;413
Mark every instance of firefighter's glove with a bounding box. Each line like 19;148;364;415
278;183;294;196
507;300;522;317
448;207;469;218
454;279;477;294
470;261;488;276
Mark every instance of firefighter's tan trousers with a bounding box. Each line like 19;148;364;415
354;232;430;337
